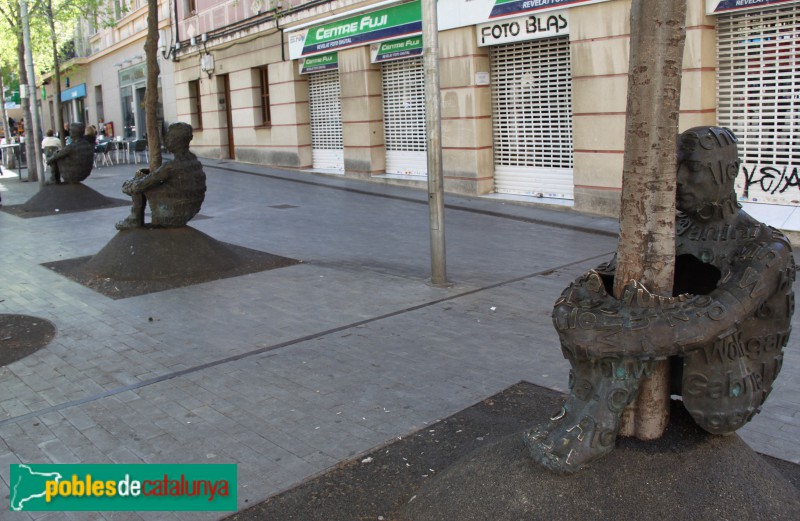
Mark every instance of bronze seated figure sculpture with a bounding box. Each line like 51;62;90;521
46;122;95;184
116;122;206;230
524;126;795;473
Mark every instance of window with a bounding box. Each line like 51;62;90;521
258;66;271;127
189;80;202;130
183;0;197;18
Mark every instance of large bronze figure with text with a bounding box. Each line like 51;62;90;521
525;126;795;473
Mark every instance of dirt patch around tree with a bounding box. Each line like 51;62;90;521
0;315;56;366
0;183;128;218
224;381;799;521
43;226;300;299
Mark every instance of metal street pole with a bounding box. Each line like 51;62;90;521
20;0;44;187
422;0;448;286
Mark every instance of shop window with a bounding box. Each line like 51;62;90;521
95;85;104;122
189;80;202;130
257;66;271;127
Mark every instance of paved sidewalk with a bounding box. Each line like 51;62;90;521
0;159;798;520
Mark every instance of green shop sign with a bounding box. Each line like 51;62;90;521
289;1;422;59
299;52;339;74
370;36;423;63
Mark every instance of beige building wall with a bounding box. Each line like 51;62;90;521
339;46;385;175
176;31;311;167
570;0;719;217
266;61;312;169
440;26;493;195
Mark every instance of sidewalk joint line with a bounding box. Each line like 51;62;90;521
0;251;612;427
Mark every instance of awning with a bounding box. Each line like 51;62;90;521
60;83;87;102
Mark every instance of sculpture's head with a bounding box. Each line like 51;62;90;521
677;126;740;220
165;122;193;154
69;122;86;140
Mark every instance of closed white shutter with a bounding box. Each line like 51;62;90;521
717;4;800;204
308;70;344;172
490;37;574;199
381;57;427;176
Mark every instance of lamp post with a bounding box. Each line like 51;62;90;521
422;0;448;286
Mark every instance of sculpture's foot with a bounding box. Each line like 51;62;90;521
115;215;141;230
523;402;617;474
524;357;648;474
45;177;61;186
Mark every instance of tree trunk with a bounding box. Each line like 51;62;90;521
46;0;65;146
144;0;162;171
16;37;37;183
0;70;13;166
614;0;687;440
20;0;44;187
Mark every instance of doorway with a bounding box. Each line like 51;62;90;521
221;74;234;159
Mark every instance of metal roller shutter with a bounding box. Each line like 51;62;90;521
490;37;574;199
381;57;427;176
717;4;800;204
308;70;344;172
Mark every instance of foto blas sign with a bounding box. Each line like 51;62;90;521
477;9;569;47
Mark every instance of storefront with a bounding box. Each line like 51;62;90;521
118;63;163;139
118;64;145;138
286;0;606;195
373;38;427;177
290;2;424;175
711;0;800;205
479;10;573;198
60;83;87;126
301;54;345;172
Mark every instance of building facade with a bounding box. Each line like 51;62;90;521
45;0;800;218
41;1;177;142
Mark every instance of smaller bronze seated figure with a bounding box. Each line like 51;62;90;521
116;122;206;230
46;122;95;184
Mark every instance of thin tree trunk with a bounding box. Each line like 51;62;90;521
45;0;65;145
144;0;162;170
21;0;44;187
0;70;13;166
16;37;37;183
614;0;687;440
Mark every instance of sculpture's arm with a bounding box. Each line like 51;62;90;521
46;147;69;165
554;236;794;360
126;163;171;193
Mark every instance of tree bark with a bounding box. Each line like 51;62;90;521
16;37;37;183
614;0;687;440
45;0;65;145
144;0;162;171
0;70;13;166
20;0;44;187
